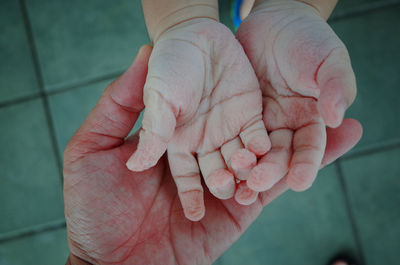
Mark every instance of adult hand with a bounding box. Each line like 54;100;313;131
64;45;361;265
64;45;278;265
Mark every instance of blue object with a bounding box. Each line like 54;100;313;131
233;0;243;28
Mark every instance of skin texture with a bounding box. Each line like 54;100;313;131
140;0;219;42
64;46;362;265
126;18;271;221
236;0;361;193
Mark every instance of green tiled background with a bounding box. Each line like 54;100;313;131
25;0;149;91
0;0;39;104
0;99;64;234
1;0;399;264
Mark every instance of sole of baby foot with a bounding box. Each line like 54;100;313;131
207;169;236;199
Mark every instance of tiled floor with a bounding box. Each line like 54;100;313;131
25;0;149;92
0;0;39;104
0;0;399;264
332;5;400;154
0;99;64;234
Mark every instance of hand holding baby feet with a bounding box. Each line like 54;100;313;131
126;18;270;221
237;0;361;192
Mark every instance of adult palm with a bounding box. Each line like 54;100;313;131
64;45;361;265
64;46;271;265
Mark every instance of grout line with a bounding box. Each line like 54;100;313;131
0;70;122;110
329;0;400;22
335;161;367;265
41;97;64;179
0;93;42;109
18;0;63;181
0;219;66;243
47;69;124;96
17;0;44;95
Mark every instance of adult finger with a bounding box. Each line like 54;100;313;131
65;45;151;160
321;118;363;167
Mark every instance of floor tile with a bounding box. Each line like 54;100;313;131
26;0;149;91
0;0;39;103
341;148;400;265
330;7;400;153
0;99;64;234
0;228;69;265
219;165;359;265
49;79;143;161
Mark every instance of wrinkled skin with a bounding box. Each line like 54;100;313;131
64;46;361;265
64;47;282;265
237;0;360;193
126;18;271;220
65;137;277;265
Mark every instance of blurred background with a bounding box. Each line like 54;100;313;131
0;0;399;264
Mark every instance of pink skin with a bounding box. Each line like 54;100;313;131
230;149;257;180
125;18;271;221
64;47;362;264
236;0;361;193
235;182;259;205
